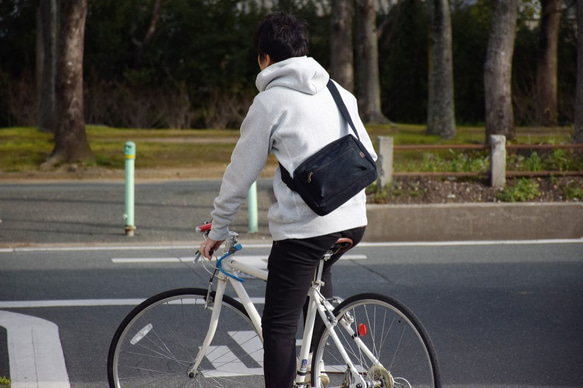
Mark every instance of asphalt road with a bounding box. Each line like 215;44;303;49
1;241;582;387
0;180;274;246
1;180;583;387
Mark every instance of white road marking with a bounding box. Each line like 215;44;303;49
111;254;367;266
204;331;264;377
1;238;581;253
229;331;264;365
360;239;583;247
111;257;185;263
0;298;266;309
0;299;146;309
0;311;71;388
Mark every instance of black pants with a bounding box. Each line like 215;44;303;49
262;226;365;388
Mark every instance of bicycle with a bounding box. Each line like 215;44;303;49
107;222;441;387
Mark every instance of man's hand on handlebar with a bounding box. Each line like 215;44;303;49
198;238;224;260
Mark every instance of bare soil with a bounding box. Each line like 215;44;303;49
376;176;583;204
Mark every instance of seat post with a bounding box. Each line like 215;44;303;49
313;237;354;288
312;258;326;289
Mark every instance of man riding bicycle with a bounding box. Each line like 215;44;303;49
198;12;377;388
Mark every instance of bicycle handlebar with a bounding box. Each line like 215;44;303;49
193;222;212;264
195;222;246;282
195;222;213;233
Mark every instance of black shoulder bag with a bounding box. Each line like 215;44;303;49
279;80;378;216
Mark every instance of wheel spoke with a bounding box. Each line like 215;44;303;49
108;289;264;387
311;294;440;388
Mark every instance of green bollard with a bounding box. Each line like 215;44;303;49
124;141;136;236
248;181;258;233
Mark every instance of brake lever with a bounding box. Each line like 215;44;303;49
193;248;215;264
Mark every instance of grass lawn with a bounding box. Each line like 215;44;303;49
0;124;579;177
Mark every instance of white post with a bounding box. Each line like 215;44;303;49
248;181;258;233
490;135;506;187
377;136;394;187
124;141;136;236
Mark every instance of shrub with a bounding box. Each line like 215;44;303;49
0;375;10;388
496;178;541;202
563;181;583;201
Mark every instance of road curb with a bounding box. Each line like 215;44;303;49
364;202;583;242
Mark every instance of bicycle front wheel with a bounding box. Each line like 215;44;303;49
311;293;440;388
107;288;264;387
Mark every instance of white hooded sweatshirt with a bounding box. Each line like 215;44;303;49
209;56;377;242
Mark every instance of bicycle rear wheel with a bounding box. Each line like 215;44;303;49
311;293;440;388
107;288;264;387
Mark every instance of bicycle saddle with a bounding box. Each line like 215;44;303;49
329;237;353;256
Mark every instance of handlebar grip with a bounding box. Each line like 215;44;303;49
196;223;212;233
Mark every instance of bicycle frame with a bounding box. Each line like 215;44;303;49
186;255;265;378
187;235;382;387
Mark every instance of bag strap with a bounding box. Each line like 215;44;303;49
280;159;296;190
280;79;359;190
326;80;361;141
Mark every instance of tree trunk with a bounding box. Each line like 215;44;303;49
330;0;354;92
38;0;58;134
36;8;43;93
132;0;166;68
484;0;519;143
536;0;561;126
45;0;93;166
356;0;390;124
575;0;583;143
427;0;455;139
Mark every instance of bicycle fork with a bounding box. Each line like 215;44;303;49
186;276;229;378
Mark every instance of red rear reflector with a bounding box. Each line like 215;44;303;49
358;323;367;336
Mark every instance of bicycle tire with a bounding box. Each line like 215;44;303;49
311;293;441;388
107;288;264;387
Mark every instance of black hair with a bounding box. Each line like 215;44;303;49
253;12;309;63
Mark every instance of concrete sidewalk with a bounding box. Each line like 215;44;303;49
0;179;582;248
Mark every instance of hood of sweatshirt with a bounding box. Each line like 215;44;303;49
255;56;329;95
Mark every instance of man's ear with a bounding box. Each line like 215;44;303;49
258;54;273;70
